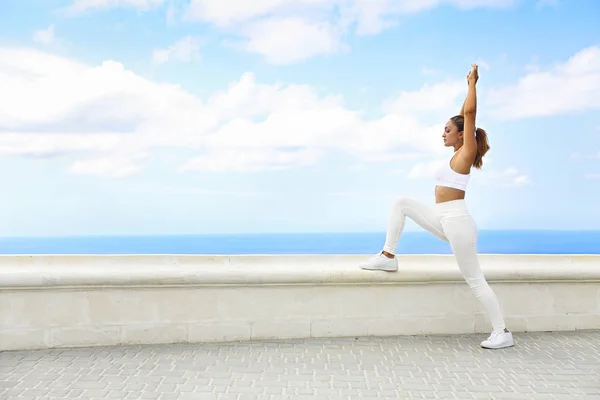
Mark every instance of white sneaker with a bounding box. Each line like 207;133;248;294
359;252;398;272
480;330;514;349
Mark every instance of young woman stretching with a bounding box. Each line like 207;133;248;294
359;64;513;350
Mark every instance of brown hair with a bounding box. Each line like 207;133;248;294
450;115;490;169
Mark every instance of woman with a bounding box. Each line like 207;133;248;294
359;64;513;350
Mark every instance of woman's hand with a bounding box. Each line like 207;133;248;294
467;63;479;85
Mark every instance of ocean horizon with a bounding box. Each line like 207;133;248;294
0;230;598;255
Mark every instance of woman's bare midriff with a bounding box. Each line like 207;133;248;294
435;185;465;203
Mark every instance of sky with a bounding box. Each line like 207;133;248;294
0;0;599;237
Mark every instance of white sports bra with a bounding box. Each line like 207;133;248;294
434;157;470;191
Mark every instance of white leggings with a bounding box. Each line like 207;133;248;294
383;197;506;333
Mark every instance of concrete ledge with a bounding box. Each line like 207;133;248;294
2;254;600;287
1;254;599;351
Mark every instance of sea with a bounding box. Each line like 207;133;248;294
0;230;598;254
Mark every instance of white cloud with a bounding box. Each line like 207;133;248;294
384;80;465;115
152;36;202;64
2;44;596;177
185;0;336;27
62;0;521;65
205;72;345;121
328;0;520;36
0;46;461;177
238;17;346;65
183;0;521;64
0;133;122;158
179;148;322;172
0;46;216;176
64;0;163;14
486;46;600;120
33;25;56;45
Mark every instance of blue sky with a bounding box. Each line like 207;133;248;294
0;0;599;237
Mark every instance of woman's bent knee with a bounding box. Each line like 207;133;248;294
393;196;415;209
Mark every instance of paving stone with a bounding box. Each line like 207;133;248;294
0;331;599;399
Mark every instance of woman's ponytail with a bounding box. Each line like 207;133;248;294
474;127;490;169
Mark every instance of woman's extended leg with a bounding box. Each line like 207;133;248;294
360;197;448;272
441;214;513;349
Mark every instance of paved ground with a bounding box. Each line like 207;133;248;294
1;331;599;400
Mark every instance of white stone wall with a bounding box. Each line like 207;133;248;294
1;254;599;351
